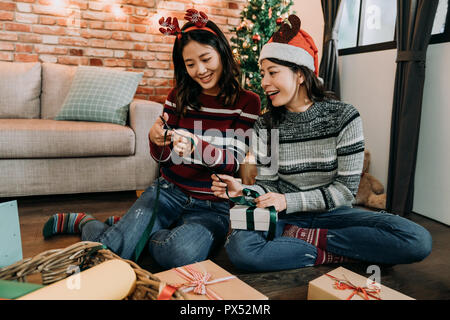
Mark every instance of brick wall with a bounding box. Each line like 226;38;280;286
0;0;244;103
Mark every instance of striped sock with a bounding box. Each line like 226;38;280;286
104;216;121;226
282;224;328;250
42;213;96;239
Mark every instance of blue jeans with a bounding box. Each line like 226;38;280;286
82;177;230;269
225;206;432;272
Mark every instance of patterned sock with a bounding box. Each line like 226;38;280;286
43;213;96;239
315;248;355;265
104;216;121;226
282;224;328;250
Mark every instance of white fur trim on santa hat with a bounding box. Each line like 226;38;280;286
259;42;315;72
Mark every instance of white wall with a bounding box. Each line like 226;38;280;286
339;49;396;188
292;0;324;63
413;42;450;225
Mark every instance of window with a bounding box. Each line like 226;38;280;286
338;0;450;54
359;0;397;46
338;0;360;49
432;0;448;34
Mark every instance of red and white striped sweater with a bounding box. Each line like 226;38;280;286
150;88;260;200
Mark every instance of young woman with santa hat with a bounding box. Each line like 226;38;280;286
212;15;432;272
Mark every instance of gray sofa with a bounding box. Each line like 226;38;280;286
0;62;162;198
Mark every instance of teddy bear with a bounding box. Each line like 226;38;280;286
355;150;387;210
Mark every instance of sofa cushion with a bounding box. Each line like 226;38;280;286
41;63;77;119
0;119;135;158
55;66;143;125
0;62;41;119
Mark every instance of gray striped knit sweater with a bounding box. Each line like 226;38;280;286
246;99;365;213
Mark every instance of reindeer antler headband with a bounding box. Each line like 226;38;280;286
159;9;217;40
259;15;319;77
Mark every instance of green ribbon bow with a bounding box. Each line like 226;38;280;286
229;188;278;240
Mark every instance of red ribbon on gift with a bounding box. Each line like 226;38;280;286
157;265;236;300
325;273;382;300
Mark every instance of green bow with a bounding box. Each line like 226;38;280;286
229;188;278;240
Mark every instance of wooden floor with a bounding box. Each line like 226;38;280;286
3;191;450;300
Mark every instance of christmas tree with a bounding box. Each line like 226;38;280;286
231;0;294;109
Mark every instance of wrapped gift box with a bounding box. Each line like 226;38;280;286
230;204;274;231
154;259;268;300
307;266;414;300
0;201;23;268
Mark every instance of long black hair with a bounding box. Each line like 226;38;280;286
262;57;337;131
172;20;241;116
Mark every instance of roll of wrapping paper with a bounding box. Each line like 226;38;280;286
229;188;277;240
18;259;136;300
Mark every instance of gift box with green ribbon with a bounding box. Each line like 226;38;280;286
228;189;278;240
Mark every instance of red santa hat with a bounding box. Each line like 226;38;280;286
259;15;319;77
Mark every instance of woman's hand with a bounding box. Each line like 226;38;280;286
211;174;243;199
172;129;198;157
149;112;172;147
255;192;287;212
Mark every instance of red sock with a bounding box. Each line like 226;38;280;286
104;215;121;226
283;224;356;265
315;248;354;265
282;224;328;250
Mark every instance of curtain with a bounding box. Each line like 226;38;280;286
319;0;343;99
386;0;439;216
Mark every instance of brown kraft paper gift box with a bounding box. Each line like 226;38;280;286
154;259;268;300
307;266;414;300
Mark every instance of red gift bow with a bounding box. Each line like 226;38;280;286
325;273;382;300
157;265;236;300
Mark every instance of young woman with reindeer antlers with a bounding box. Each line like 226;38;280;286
43;9;260;268
212;15;432;272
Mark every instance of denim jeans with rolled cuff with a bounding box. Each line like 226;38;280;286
82;177;230;269
225;206;433;272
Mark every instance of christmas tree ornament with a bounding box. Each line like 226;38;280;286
276;17;283;25
252;34;261;43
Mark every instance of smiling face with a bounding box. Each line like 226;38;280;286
260;59;304;108
182;40;223;96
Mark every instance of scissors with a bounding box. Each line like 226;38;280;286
159;115;226;185
159;115;173;131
